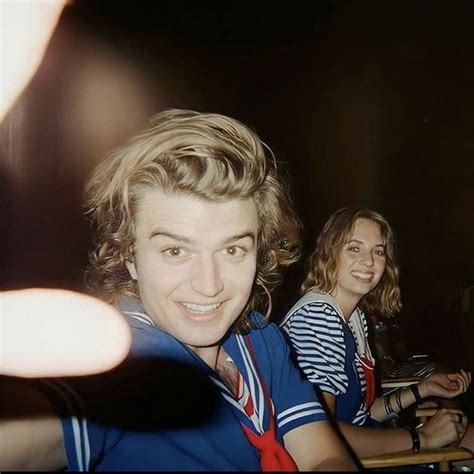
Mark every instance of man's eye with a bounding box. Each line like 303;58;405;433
348;246;360;252
164;246;183;257
225;246;245;257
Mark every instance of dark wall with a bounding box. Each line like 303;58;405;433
2;0;473;369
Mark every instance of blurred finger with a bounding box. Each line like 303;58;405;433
2;288;131;377
1;0;68;120
458;374;467;392
460;369;471;383
454;373;467;392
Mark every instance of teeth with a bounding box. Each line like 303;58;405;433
351;271;372;280
182;302;220;314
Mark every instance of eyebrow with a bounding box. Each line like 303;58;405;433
149;230;256;245
346;239;385;247
149;230;193;244
222;232;256;245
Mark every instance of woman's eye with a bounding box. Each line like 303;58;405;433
374;249;386;257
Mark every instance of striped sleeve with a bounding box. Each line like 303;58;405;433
282;302;348;397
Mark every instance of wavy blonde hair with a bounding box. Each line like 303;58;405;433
302;207;401;317
84;108;301;332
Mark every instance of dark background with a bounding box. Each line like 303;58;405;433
2;0;474;371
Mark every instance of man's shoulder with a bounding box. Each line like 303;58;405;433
248;311;284;340
239;312;290;364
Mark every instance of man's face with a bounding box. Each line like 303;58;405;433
126;189;258;354
334;218;387;306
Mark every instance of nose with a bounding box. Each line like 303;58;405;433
190;255;224;297
360;250;375;267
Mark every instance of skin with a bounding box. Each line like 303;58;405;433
126;190;258;368
1;288;131;378
1;0;67;120
332;218;386;319
318;218;470;458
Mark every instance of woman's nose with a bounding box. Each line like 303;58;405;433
360;250;375;267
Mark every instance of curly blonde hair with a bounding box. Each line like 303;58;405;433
302;207;401;317
84;108;301;332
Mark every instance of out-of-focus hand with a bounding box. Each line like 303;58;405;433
418;370;472;399
1;0;67;120
418;408;468;449
1;288;131;377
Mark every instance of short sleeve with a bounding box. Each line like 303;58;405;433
22;376;113;471
282;302;348;397
253;320;327;437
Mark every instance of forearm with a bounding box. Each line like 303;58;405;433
0;378;66;470
284;420;358;471
370;386;419;421
1;416;65;470
313;456;359;471
337;421;412;458
460;423;474;451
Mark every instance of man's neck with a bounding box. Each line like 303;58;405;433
189;344;220;368
215;348;240;397
188;344;240;396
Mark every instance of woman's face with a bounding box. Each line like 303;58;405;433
334;218;387;309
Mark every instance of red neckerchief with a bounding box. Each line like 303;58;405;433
360;356;376;408
241;335;298;472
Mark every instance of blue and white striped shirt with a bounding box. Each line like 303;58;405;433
281;292;372;426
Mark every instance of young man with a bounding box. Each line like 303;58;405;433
1;109;357;471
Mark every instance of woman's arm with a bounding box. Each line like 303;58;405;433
370;370;472;422
321;391;467;458
418;371;472;399
370;386;421;421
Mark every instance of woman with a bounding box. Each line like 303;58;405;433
281;207;473;459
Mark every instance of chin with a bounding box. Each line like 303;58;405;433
179;325;229;348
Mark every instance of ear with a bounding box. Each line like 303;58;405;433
126;260;138;280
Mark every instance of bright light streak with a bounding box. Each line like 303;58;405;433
1;288;132;377
0;0;67;120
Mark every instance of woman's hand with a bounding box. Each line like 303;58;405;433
418;408;468;449
418;370;472;400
